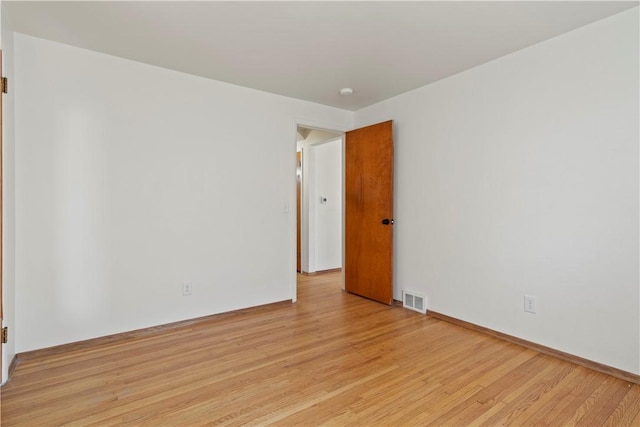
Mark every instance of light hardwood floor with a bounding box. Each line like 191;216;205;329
2;271;639;426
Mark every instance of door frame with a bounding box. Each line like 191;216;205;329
290;119;348;303
299;135;343;274
1;50;4;375
0;49;3;383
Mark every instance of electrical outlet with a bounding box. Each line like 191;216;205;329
182;282;193;296
524;295;537;314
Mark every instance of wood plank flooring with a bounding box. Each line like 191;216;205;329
2;271;639;426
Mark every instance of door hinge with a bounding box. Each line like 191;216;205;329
2;77;8;94
1;327;7;344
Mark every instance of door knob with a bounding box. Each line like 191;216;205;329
382;218;394;225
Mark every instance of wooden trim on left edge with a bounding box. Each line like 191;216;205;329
428;310;640;385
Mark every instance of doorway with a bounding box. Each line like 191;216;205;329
293;121;395;306
296;126;344;277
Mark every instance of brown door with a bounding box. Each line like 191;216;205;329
345;120;393;304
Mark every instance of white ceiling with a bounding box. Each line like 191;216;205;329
3;1;638;111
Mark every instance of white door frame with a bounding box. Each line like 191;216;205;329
290;119;347;303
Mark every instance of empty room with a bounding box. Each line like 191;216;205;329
1;1;639;425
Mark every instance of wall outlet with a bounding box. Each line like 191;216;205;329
182;282;193;296
524;295;537;314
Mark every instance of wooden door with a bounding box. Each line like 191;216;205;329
345;120;393;304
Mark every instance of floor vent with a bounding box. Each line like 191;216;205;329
403;291;427;314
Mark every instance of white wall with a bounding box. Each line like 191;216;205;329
355;9;640;374
2;28;18;384
312;138;342;271
301;143;315;273
13;33;352;352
